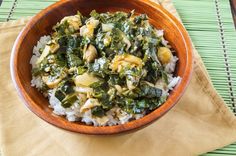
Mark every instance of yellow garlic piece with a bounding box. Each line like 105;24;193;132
110;54;142;72
83;44;97;63
61;15;82;31
74;72;99;87
80;98;101;113
157;47;173;64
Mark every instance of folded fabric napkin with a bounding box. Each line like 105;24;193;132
1;0;236;155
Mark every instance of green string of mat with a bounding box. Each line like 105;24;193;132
0;0;15;21
215;0;235;112
174;0;236;114
173;0;236;155
6;0;17;21
0;0;236;155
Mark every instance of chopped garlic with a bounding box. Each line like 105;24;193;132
74;72;99;87
157;47;173;64
80;98;101;113
110;54;143;72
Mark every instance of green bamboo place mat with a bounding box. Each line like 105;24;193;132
0;0;236;155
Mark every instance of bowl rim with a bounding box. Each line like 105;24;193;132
10;0;193;135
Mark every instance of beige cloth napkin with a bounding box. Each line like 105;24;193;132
1;0;236;155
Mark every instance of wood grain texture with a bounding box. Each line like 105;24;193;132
10;0;193;135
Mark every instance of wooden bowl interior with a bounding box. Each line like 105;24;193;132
13;0;192;134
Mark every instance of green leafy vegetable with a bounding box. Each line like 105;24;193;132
61;93;78;108
139;82;162;98
88;57;110;78
32;10;177;124
91;106;106;117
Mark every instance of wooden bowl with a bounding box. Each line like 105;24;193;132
10;0;193;135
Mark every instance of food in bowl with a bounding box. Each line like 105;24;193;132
30;10;180;126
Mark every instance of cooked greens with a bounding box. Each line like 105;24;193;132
31;10;178;126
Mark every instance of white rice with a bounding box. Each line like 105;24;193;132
31;76;43;89
156;30;164;37
30;35;51;89
30;35;180;126
165;56;179;73
168;76;181;90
